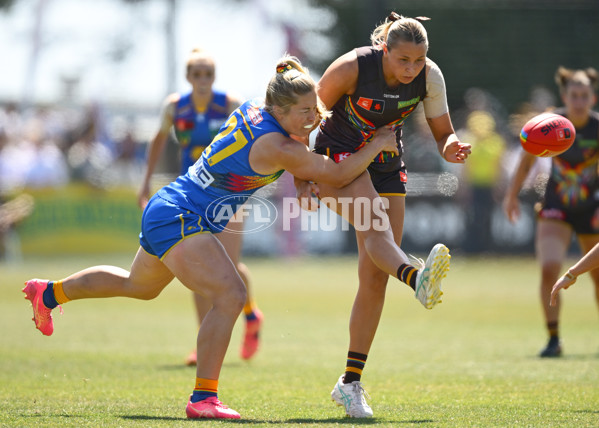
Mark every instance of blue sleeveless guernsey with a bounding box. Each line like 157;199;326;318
156;98;286;232
173;90;230;174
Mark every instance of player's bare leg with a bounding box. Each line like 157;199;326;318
24;248;175;336
163;233;245;419
349;196;405;355
319;174;449;417
185;211;262;365
536;220;571;357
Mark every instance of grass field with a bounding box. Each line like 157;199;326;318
1;253;599;427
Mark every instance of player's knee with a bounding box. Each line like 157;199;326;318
230;284;247;312
540;262;561;284
214;281;246;315
127;281;163;300
137;289;163;300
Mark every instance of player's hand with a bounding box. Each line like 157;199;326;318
372;127;399;156
295;178;320;211
550;272;577;306
443;140;471;163
502;195;520;223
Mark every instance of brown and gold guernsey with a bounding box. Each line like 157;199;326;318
545;108;599;209
315;46;427;171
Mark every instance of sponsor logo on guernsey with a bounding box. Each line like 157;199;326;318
397;96;421;109
247;106;263;125
357;97;385;114
400;171;407;183
334;152;352;163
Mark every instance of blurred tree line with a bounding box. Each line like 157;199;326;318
309;0;599;113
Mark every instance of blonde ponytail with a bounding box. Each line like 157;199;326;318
265;55;329;120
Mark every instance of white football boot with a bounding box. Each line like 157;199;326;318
414;243;450;309
331;375;373;418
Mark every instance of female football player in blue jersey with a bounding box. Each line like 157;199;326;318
23;55;451;419
504;66;599;358
137;48;262;364
306;12;470;418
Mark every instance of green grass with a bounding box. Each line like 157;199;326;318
1;254;599;427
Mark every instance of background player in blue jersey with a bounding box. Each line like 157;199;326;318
25;56;454;420
137;48;263;364
307;12;470;418
504;66;599;358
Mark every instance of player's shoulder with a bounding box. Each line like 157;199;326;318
164;92;183;107
329;49;359;74
425;58;442;76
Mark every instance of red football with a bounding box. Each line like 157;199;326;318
520;112;576;157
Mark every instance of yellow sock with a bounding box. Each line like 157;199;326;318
53;280;71;304
243;299;256;316
194;377;218;394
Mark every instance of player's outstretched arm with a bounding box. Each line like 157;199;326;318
551;242;599;306
251;127;398;188
426;112;471;164
138;95;178;209
502;151;537;223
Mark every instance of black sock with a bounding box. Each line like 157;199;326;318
397;264;418;290
343;351;368;384
547;321;559;339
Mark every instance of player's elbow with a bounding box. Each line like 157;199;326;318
326;171;355;188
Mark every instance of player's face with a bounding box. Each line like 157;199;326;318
276;91;319;137
563;83;596;119
187;60;215;95
383;40;427;86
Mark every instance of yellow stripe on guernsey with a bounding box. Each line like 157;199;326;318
205;109;255;167
239;110;255;139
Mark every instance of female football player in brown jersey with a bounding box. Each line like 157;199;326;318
504;66;599;358
303;12;471;418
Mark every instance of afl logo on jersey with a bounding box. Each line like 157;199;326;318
357;97;385;114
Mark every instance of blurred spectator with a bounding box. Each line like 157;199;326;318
108;127;145;187
21;115;69;189
0;193;34;261
458;110;507;253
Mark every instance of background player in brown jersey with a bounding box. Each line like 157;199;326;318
504;66;599;358
305;12;471;418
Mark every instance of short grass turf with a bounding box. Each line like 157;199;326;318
1;254;598;427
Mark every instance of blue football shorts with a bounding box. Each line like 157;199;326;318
139;194;211;259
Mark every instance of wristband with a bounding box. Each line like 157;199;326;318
564;270;577;281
